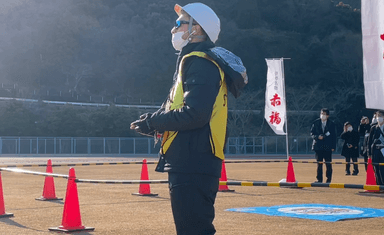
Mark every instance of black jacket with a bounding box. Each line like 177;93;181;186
367;124;384;161
358;123;370;136
359;123;373;156
340;130;359;158
310;118;337;151
149;41;223;177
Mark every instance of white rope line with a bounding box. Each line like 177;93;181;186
1;167;383;190
0;167;168;184
76;179;169;184
0;167;69;178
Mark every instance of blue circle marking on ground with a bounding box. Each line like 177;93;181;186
277;207;363;216
227;204;384;222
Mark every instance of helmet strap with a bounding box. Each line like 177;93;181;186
188;17;194;34
187;16;206;41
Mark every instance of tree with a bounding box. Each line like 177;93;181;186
0;101;38;136
0;0;365;137
286;84;331;136
227;89;264;137
61;63;94;93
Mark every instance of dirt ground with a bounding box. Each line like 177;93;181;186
0;156;384;235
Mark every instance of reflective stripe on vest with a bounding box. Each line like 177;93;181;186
161;51;227;160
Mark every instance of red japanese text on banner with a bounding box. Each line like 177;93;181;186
265;59;286;135
362;0;384;109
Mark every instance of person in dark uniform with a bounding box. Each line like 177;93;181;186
310;108;337;183
358;116;371;136
341;122;360;175
358;116;372;171
368;110;384;186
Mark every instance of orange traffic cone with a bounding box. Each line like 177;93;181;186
219;160;235;192
132;159;158;196
49;168;94;232
0;172;13;218
365;158;379;193
286;156;297;183
36;159;62;201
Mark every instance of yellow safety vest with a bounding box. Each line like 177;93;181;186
161;51;228;160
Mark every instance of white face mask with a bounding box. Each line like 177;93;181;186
172;32;189;51
320;114;327;121
372;117;378;124
378;117;384;124
347;126;353;131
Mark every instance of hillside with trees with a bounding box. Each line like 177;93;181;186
0;0;365;137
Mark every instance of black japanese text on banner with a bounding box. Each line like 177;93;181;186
362;0;384;110
265;59;286;135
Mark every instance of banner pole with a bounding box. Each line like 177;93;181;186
281;58;289;160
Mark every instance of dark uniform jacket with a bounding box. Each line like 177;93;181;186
340;130;360;158
359;123;373;156
358;123;371;136
310;118;337;151
368;124;384;161
149;41;224;177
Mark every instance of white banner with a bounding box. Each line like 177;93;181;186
265;59;286;135
362;0;384;110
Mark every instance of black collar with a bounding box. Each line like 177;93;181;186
179;40;215;58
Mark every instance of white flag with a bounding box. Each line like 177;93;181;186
362;0;384;109
265;59;286;135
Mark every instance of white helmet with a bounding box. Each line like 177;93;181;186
174;3;220;43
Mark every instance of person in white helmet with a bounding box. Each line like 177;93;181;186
131;3;247;234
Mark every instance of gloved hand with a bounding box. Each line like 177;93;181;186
139;112;152;120
130;113;154;136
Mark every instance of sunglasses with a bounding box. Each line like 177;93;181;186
174;20;196;29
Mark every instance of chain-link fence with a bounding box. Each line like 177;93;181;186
0;137;160;155
0;136;354;155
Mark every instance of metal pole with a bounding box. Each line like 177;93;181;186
88;138;91;155
281;58;290;160
253;137;255;154
103;138;106;154
148;138;151;154
243;136;246;154
119;138;121;155
36;137;39;154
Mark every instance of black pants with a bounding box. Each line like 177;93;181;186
372;149;384;185
168;172;219;235
315;150;332;183
345;155;359;174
